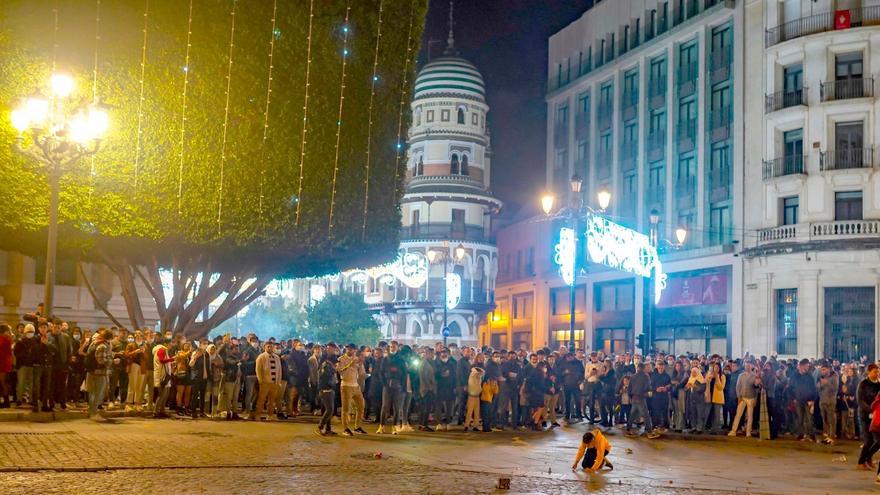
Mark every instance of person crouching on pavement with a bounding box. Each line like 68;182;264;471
571;429;614;473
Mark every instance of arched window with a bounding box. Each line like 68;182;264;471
416;157;424;176
450;153;460;175
461;155;469;176
446;321;462;337
415;108;422;126
457;108;465;124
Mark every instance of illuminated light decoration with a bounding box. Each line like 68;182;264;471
446;273;461;310
584;215;667;304
554;227;576;286
343;251;428;289
309;285;327;305
264;279;298;299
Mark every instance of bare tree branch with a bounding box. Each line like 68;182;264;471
78;262;125;329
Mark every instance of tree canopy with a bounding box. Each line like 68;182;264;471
0;0;427;277
303;291;381;346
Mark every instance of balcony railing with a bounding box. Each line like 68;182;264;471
820;147;874;171
401;223;493;243
707;106;732;132
677;61;698;87
676;118;697;150
766;6;880;48
820;78;874;102
762;155;806;179
597;103;613;130
647;131;666;162
646;186;666;206
620;140;638;160
765;88;806;113
758;219;880;244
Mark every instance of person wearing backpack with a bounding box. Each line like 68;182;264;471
85;329;114;421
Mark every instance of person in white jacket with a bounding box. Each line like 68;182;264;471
464;366;485;432
254;342;283;421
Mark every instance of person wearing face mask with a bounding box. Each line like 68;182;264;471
141;329;157;412
285;341;309;417
188;339;211;419
433;348;456;431
239;334;260;419
29;322;57;412
151;333;175;418
47;320;73;410
13;324;36;407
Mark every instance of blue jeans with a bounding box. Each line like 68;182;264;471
244;376;258;412
627;398;653;432
88;373;108;416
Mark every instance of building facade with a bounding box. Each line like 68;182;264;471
483;0;745;355
742;0;880;362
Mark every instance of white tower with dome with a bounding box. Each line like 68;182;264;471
374;2;501;346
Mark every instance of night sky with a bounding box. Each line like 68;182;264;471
418;0;594;215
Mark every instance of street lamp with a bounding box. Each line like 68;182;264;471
541;181;612;353
428;243;465;347
645;210;687;354
10;73;109;318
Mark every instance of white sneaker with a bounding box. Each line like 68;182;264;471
392;425;400;435
376;425;386;434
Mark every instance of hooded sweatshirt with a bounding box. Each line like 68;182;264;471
467;367;485;397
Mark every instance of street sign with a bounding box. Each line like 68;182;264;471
442;326;450;338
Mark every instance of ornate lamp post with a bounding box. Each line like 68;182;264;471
645;208;687;353
542;178;610;353
10;73;110;318
427;242;465;347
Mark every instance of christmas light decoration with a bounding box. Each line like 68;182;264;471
215;0;237;235
361;0;384;239
256;0;279;222
328;2;352;232
294;0;314;227
133;0;149;194
554;227;576;286
177;0;194;215
446;273;461;310
392;0;417;206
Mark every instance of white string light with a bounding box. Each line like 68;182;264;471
392;0;417;207
50;2;58;74
177;0;194;215
328;2;352;233
361;0;384;239
133;0;149;194
256;0;279;223
216;0;237;235
294;0;314;227
87;0;101;204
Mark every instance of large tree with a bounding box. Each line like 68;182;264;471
303;291;381;346
0;0;426;335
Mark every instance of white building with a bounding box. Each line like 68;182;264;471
544;0;744;355
742;0;880;361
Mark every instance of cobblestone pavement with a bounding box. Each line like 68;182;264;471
0;416;872;494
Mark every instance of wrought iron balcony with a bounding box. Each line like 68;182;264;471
401;223;493;243
820;78;874;102
765;88;806;113
762;155;806;179
766;6;880;48
646;131;666;162
820;147;874;171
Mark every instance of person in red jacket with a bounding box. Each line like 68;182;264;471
869;392;880;485
0;324;13;408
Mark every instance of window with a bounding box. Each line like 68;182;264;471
676;154;695;182
782;196;799;225
450;153;460;174
623;69;638;105
555;148;568;170
709;143;731;187
650;57;667;87
835;191;863;221
649;110;665;135
649;163;665;189
426;110;434;122
451;209;465;232
776;289;798;355
471;114;478;125
441;109;450;122
460;155;469;176
415;109;422;126
679;41;697;68
596;282;634;312
577;93;590;115
525;246;534;276
513;294;533;320
835;121;865;168
414;157;424;176
710;84;731;111
515;251;522;277
783;64;803;93
836;52;863;81
557;103;569;126
678;99;696;124
783;128;803;158
599;131;612;152
623;122;637;145
411;210;420;228
600;83;613;106
711;24;731;54
709;205;731;245
457;108;465;124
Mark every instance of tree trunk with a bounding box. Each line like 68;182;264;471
85;254;273;339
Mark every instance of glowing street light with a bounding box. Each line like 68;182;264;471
541;193;555;215
597;188;611;212
10;73;110;318
427;244;465;346
675;226;688;246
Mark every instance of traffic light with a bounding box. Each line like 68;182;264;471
636;333;647;352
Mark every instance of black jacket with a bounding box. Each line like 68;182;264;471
790;371;818;402
434;358;457;400
857;378;880;421
561;359;584;389
380;352;407;388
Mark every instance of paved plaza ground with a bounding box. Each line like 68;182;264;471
0;411;873;494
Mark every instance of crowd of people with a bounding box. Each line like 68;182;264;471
2;312;880;485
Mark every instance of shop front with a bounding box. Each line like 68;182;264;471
650;266;732;357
